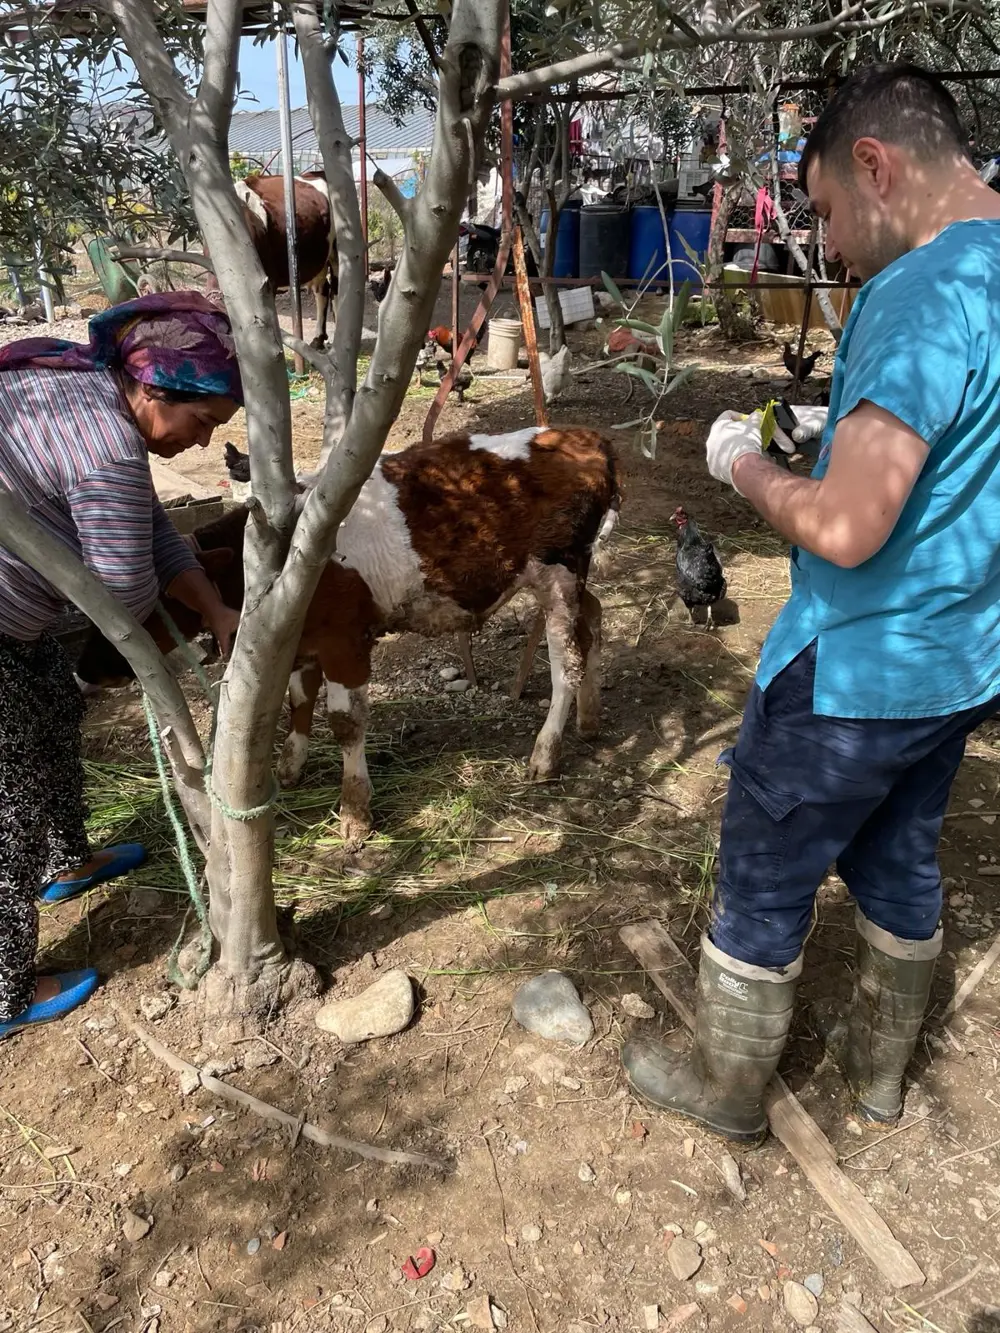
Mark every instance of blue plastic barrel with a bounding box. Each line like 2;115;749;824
667;207;712;287
629;205;712;287
628;205;667;282
539;207;580;278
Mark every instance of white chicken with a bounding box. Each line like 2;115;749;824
539;344;571;404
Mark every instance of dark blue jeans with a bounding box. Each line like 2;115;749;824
712;642;999;968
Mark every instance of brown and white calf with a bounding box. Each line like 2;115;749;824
224;171;338;348
79;428;619;844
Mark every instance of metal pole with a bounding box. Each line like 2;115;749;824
275;3;303;372
358;35;369;259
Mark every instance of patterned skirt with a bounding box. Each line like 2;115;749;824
0;633;88;1020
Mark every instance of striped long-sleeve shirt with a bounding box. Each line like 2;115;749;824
0;366;201;641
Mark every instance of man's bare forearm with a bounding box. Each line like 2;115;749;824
731;453;865;568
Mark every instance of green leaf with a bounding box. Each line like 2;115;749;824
615;318;660;337
671;280;693;334
601;270;624;308
662;365;696;396
616;363;662;395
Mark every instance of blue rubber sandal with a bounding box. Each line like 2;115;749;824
0;969;99;1037
39;842;147;905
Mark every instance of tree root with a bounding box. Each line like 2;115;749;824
123;1013;447;1171
197;955;321;1046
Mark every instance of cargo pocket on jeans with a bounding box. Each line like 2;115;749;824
715;748;804;912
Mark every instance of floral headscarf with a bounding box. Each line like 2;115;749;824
0;291;243;404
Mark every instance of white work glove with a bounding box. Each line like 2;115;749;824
706;409;776;492
772;404;829;451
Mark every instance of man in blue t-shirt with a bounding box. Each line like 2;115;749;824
625;64;1000;1142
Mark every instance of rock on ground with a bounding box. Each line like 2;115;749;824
512;971;593;1045
666;1236;703;1281
315;969;414;1043
783;1280;820;1327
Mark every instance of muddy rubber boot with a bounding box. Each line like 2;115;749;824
622;935;801;1143
842;908;942;1125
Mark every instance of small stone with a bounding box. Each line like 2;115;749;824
572;1240;585;1257
667;1236;703;1281
663;1305;700;1330
366;1198;379;1214
247;1237;261;1255
727;1295;748;1315
719;1150;746;1201
168;1163;186;1183
444;678;471;693
153;1270;175;1289
243;1045;280;1070
467;1295;496;1330
127;886;164;916
615;1189;632;1206
643;1304;659;1330
369;1319;388;1333
682;1138;695;1158
758;1284;771;1302
578;1162;597;1183
521;1224;542;1243
504;1075;529;1096
315;968;414;1043
844;1118;864;1137
559;1075;582;1091
439;666;461;681
783;1281;819;1326
272;1231;288;1250
512;971;593;1045
139;992;174;1022
441;1265;470;1293
122;1210;152;1243
94;1293;119;1312
620;993;655;1019
803;1273;824;1298
178;1069;200;1096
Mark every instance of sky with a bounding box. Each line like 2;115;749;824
236;34;359;111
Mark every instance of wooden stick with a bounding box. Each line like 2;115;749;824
910;1260;983;1312
940;933;1000;1022
511;609;546;701
125;1016;446;1171
832;1302;881;1333
513;226;548;428
619;920;925;1290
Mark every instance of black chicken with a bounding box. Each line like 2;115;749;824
368;265;393;304
223;441;251;483
782;341;822;381
672;506;727;628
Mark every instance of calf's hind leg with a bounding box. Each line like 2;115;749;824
326;681;372;848
576;588;603;739
527;566;585;782
277;661;323;789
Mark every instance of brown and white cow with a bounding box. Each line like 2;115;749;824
78;428;620;846
225;171;338;348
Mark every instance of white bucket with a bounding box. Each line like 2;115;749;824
488;317;523;370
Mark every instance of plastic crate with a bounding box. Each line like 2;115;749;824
534;285;595;329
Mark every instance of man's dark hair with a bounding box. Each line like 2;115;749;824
798;63;971;191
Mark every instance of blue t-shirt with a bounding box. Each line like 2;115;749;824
758;219;1000;719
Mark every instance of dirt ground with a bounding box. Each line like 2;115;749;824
3;297;1000;1333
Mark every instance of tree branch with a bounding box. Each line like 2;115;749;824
402;0;441;71
113;246;215;273
195;0;242;140
292;1;366;458
372;167;409;225
0;485;210;846
283;332;336;382
285;0;504;583
495;0;984;98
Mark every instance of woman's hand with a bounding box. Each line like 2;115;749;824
165;568;240;657
207;603;241;657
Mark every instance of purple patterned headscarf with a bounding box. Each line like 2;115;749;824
0;291;243;404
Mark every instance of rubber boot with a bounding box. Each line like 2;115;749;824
841;908;941;1125
622;934;801;1142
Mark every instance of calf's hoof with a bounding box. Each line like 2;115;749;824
527;742;561;783
339;809;373;851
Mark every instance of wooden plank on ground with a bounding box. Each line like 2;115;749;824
619;919;925;1291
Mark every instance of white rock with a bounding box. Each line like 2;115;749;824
444;678;471;693
578;1162;597;1183
783;1281;820;1327
315;969;414;1043
521;1224;542;1243
122;1211;152;1243
512;971;593;1045
439;666;461;681
620;993;655;1019
139;992;175;1023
